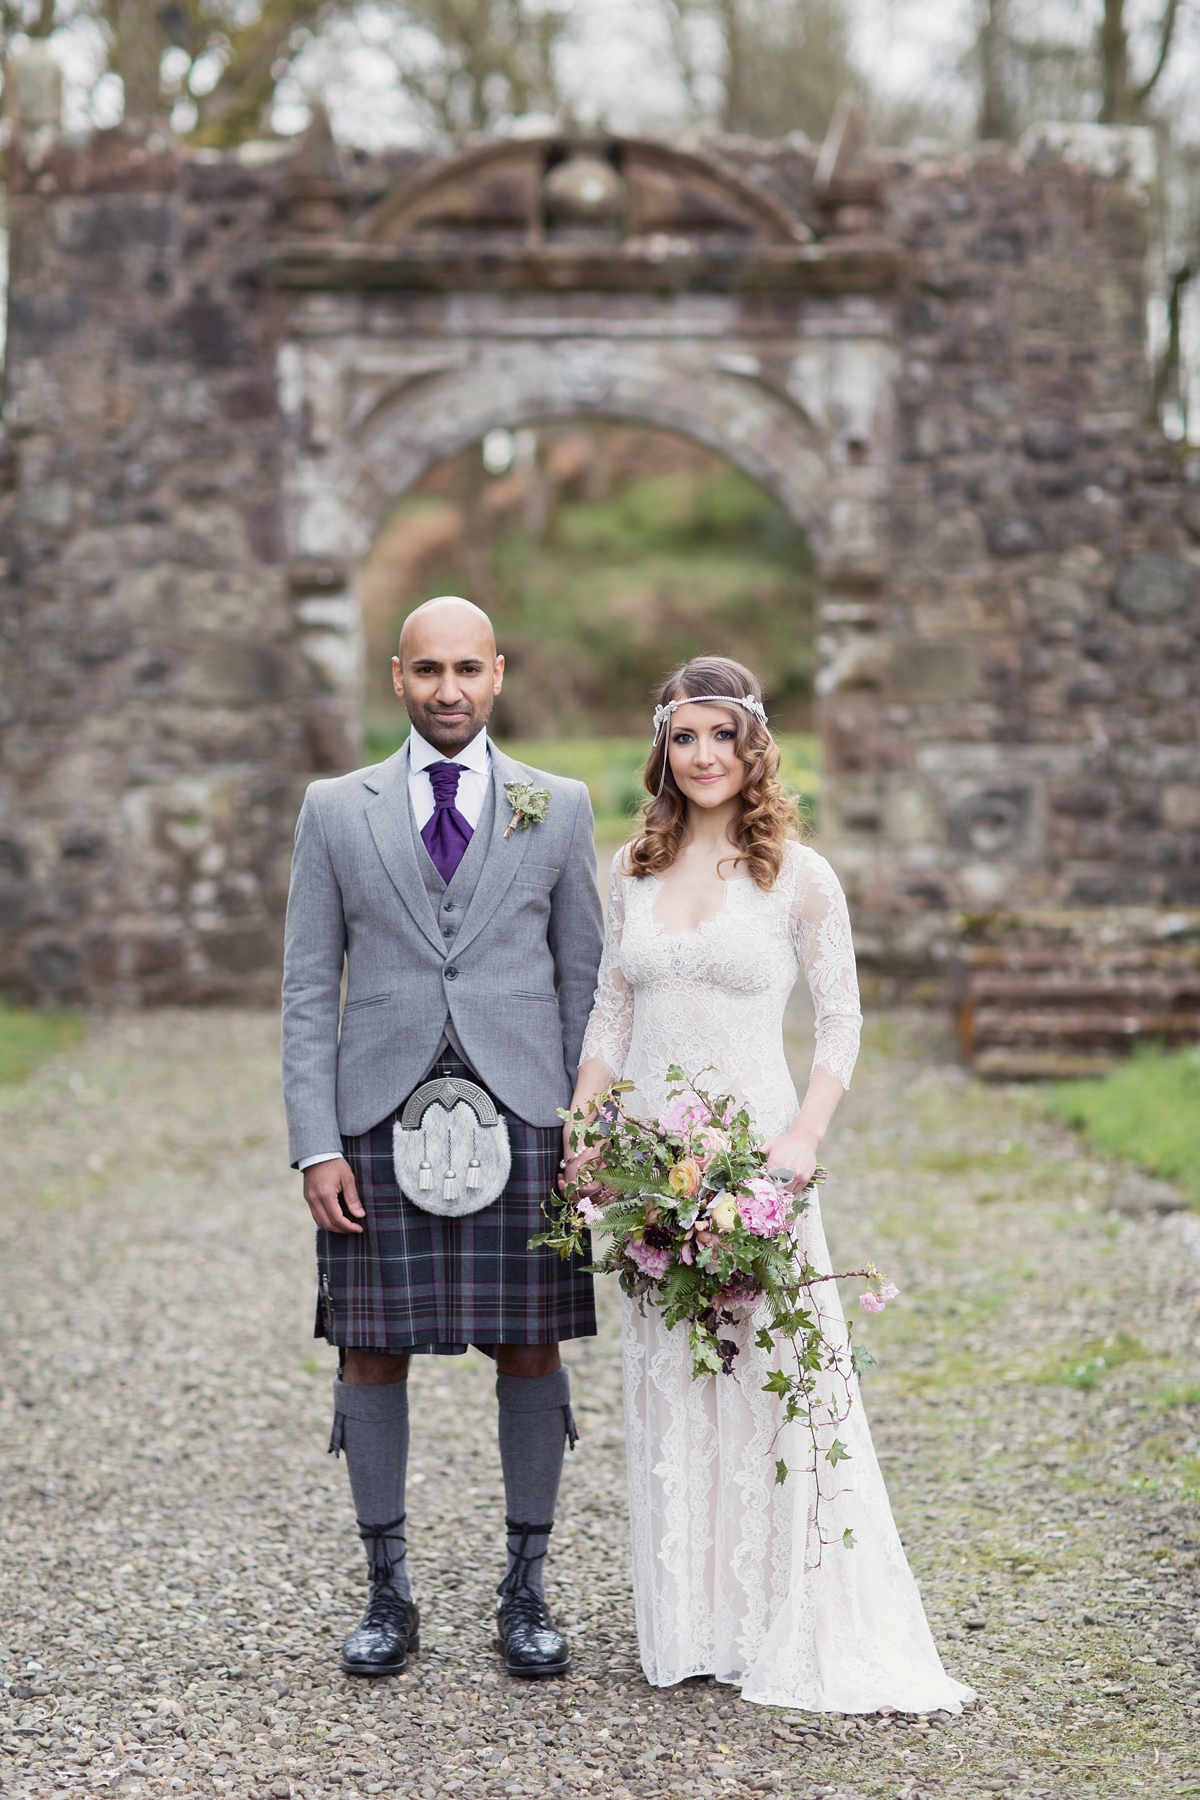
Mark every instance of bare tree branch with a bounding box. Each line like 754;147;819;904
1133;0;1183;107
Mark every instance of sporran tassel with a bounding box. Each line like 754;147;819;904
466;1127;481;1191
442;1126;458;1202
418;1127;433;1192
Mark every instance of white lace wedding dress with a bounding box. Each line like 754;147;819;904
581;841;974;1714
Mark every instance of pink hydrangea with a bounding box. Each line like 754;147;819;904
660;1092;710;1137
627;1237;672;1279
736;1176;792;1238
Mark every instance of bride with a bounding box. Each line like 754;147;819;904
565;654;973;1715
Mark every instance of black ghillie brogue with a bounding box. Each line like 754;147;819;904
340;1586;419;1677
341;1513;419;1676
496;1585;571;1678
495;1518;570;1678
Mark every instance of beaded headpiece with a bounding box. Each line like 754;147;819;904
650;693;771;795
651;693;769;747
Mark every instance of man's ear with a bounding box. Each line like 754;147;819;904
492;654;505;696
392;655;405;699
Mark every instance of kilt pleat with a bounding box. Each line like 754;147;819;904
314;1056;595;1352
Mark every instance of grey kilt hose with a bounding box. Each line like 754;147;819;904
315;1054;596;1355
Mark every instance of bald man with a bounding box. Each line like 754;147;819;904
282;597;604;1679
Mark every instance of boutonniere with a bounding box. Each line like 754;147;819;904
504;779;551;839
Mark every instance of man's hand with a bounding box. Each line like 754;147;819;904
303;1157;366;1234
558;1121;600;1196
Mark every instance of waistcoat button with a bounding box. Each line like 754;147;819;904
445;966;458;979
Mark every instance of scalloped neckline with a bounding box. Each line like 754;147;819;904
647;872;749;938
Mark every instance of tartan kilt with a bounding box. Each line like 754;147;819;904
314;1055;596;1353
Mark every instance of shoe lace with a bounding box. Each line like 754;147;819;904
361;1582;411;1629
357;1513;407;1590
497;1518;554;1603
500;1583;552;1628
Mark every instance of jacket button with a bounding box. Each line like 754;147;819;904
445;966;458;980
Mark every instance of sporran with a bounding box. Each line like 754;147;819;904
392;1075;511;1218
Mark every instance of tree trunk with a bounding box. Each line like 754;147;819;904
114;0;168;119
1099;0;1132;122
977;0;1011;140
716;0;744;134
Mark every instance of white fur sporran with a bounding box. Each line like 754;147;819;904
392;1075;511;1218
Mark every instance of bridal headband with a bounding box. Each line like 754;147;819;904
651;694;770;748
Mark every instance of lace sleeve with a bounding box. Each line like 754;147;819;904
580;858;635;1080
789;846;862;1090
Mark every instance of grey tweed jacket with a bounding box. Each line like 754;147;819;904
281;742;605;1165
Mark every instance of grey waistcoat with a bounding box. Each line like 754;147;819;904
411;777;497;1068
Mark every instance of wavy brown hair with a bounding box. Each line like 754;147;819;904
626;656;799;892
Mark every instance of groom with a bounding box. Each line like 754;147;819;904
282;595;603;1679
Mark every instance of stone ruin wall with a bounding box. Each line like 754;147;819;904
832;133;1200;981
0;98;1197;1010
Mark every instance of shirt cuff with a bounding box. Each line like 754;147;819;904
298;1152;343;1171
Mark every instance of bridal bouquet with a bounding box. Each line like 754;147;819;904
532;1067;897;1512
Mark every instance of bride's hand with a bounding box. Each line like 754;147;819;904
764;1131;819;1193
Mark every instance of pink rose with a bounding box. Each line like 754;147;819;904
736;1176;791;1238
627;1237;672;1279
696;1125;730;1158
660;1093;710;1137
667;1156;702;1199
859;1292;886;1314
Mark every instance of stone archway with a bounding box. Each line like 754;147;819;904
274;128;899;844
5;98;1197;1029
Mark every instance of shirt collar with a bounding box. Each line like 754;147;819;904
408;724;490;776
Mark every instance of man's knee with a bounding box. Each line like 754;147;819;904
495;1343;562;1379
342;1348;410;1386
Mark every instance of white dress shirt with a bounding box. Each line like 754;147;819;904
298;726;493;1173
406;723;491;830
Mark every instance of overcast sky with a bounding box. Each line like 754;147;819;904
33;0;1200;153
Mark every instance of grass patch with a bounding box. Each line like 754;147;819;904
1047;1045;1200;1202
360;730;820;837
1049;1332;1152;1391
0;1001;85;1083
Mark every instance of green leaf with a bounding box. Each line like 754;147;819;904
774;1458;789;1485
755;1326;774;1352
842;1528;856;1550
825;1438;852;1467
850;1343;877;1377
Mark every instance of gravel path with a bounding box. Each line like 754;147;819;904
2;1006;1199;1800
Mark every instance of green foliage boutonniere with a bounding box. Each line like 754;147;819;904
504;779;551;839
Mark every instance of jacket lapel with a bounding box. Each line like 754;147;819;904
364;745;447;954
449;747;537;957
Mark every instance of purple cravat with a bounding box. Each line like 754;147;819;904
421;760;473;885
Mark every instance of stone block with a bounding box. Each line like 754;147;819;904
888;642;981;702
1023;421;1076;461
1112;554;1194;619
1024;575;1091;624
1111;1172;1190;1216
180;642;297;705
1162;786;1200;829
987;516;1045;556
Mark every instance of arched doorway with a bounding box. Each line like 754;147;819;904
355;419;821;841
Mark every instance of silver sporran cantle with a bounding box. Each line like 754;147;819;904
392;1075;511;1218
